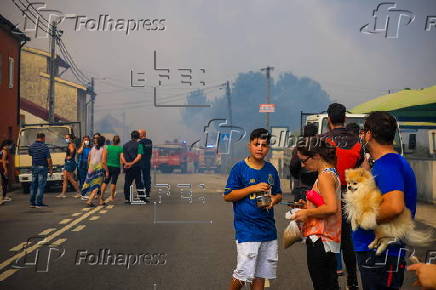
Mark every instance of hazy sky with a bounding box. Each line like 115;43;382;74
2;0;436;143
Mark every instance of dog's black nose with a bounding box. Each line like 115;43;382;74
348;186;353;191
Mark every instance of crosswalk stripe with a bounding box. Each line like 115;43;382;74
89;216;100;221
72;212;81;217
106;205;114;209
99;210;108;214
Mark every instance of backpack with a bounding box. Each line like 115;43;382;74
326;137;362;186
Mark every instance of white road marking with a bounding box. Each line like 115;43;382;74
71;212;81;217
106;205;114;209
38;228;56;236
89;216;100;221
82;208;91;212
99;210;108;214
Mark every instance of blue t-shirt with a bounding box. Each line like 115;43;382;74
78;147;91;168
352;153;417;255
224;159;282;243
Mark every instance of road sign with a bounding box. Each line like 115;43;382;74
259;104;275;113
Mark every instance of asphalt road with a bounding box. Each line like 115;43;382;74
0;173;434;290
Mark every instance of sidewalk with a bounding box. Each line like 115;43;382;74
415;202;436;228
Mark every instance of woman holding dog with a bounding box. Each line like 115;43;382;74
293;138;342;290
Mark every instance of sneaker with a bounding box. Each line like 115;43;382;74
346;285;359;290
3;196;12;202
36;204;48;208
124;200;131;204
73;193;81;198
30;204;36;208
56;193;67;198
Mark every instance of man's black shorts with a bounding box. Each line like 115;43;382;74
104;166;120;185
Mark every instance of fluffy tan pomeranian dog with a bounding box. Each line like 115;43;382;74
344;168;433;255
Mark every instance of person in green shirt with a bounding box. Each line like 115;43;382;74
101;135;123;203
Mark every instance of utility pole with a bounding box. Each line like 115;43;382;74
261;66;274;130
88;77;96;135
225;81;233;163
226;81;232;125
47;21;57;123
122;111;126;142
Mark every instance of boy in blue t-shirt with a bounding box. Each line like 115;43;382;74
353;112;417;290
224;128;282;290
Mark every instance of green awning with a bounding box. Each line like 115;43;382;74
351;86;436;123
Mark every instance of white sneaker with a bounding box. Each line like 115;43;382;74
3;196;12;202
81;195;89;200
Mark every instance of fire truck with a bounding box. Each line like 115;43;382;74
152;141;198;173
198;146;221;173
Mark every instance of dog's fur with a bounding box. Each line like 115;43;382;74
344;168;433;255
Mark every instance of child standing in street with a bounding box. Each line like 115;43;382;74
224;128;282;290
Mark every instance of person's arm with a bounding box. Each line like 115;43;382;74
130;154;142;166
102;148;109;177
2;150;8;175
294;173;337;221
77;141;85;154
373;161;406;224
407;263;436;289
376;190;405;223
266;170;283;209
224;183;269;202
66;144;74;160
129;144;143;166
120;152;127;165
48;158;53;176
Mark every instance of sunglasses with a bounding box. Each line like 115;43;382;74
300;156;312;164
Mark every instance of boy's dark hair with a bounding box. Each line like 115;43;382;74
327;103;346;125
96;136;106;149
1;139;13;148
364;111;397;145
131;130;140;140
346;122;360;137
296;136;337;165
113;135;120;145
303;123;318;137
249;128;271;144
36;133;45;139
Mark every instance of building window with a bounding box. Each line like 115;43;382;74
8;57;14;88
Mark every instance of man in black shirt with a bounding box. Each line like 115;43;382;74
121;130;144;203
138;129;152;200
